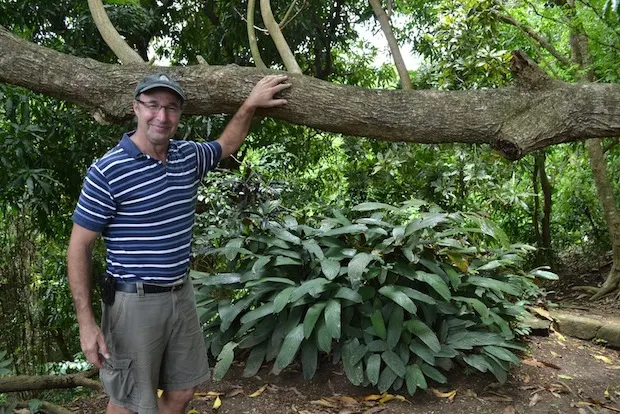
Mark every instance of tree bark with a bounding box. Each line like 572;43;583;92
0;370;102;393
1;27;620;160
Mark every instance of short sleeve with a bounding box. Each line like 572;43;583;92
72;163;116;233
194;141;222;180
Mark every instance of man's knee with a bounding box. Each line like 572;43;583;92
161;387;196;406
106;400;135;414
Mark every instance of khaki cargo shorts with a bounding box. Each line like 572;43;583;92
100;281;210;413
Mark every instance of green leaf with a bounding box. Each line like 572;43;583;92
453;296;489;319
530;269;559;280
405;320;441;352
366;354;381;386
322;224;368;237
219;296;254;332
409;341;436;366
356;218;392;227
316;318;332;353
406;364;427;390
197;273;241;286
290;278;331;302
248;235;289;249
400;286;436;305
273;287;296;313
334;286;363;303
465;276;521;296
240;302;275;325
348;252;373;288
405;213;448;235
301;340;318;380
246;277;296;288
303;239;324;260
415;271;451;301
462;354;490;372
352;202;397;212
367;340;388;352
324;299;342;340
252;256;271;274
304;302;327;339
382;350;406;377
320;259;341;280
243;342;267;377
483;346;520;365
377;366;398;393
275;324;305;369
371;309;387;340
387;306;404;349
378;285;417;314
343;339;366;386
420;363;447;383
274;256;302;266
213;341;237;381
273;229;301;245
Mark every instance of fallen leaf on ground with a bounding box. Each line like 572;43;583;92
338;396;359;406
503;407;516;414
311;398;339;408
249;384;268;398
529;306;554;321
362;407;387;414
557;374;574;380
551;351;561;358
607;365;620;370
529;392;541;407
482;392;513;402
522;357;561;370
225;388;244;398
213;396;222;410
432;388;457;402
592;354;613;364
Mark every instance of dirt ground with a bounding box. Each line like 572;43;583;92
61;257;620;414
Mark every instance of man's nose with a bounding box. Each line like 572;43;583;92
155;107;169;121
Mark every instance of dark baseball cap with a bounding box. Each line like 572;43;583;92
134;73;186;103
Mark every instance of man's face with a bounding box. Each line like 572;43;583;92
133;88;183;144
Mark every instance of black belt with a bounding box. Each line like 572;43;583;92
115;282;185;294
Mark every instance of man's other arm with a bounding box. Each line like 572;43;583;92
67;223;110;368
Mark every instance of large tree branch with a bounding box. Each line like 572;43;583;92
0;370;102;393
1;27;619;160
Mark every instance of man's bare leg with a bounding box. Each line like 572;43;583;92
158;387;196;414
106;401;134;414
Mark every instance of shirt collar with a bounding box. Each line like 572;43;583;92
119;130;179;159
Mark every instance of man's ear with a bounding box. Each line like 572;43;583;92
132;100;139;115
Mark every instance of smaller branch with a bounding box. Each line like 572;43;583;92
369;0;412;90
247;0;268;69
87;0;144;64
260;0;302;73
280;1;307;31
280;0;299;27
576;0;620;42
492;9;571;67
602;139;619;154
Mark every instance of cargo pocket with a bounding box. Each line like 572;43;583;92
101;356;138;403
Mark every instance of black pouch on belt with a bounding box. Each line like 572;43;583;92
100;273;116;306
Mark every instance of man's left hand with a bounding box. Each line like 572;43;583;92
244;74;291;110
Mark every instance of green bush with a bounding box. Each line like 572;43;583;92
193;200;556;394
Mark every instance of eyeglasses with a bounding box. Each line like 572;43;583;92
136;99;182;116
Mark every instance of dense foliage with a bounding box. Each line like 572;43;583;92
193;200;556;394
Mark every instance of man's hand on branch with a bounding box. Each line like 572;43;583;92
243;74;291;110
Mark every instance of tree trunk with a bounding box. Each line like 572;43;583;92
587;138;620;299
533;155;542;262
538;152;553;265
1;26;620;160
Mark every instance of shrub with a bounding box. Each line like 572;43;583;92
192;200;556;394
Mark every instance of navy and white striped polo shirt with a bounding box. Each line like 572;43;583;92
72;131;222;284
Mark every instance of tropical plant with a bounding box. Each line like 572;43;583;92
192;200;557;394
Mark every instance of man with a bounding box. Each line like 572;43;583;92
67;72;291;414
